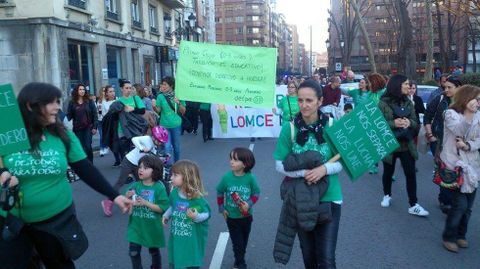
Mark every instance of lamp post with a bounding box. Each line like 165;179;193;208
163;12;197;41
325;39;331;74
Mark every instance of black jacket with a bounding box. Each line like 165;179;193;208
273;150;329;265
105;101;148;140
66;100;98;130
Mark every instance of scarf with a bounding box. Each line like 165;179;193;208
293;110;326;146
163;90;175;102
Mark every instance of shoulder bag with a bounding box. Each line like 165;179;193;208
432;160;463;189
164;95;193;133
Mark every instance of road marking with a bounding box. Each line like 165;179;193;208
249;143;255;151
209;232;230;269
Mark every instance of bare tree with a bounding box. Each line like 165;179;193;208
351;0;376;72
424;0;434;81
393;0;416;78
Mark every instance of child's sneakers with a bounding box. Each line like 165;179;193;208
101;199;114;217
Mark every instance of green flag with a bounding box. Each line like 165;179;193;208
0;84;30;156
175;41;277;108
325;100;400;180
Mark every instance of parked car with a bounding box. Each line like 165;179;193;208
416;85;439;107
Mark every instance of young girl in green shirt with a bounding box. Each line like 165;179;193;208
216;147;260;269
125;155;169;269
162;160;210;269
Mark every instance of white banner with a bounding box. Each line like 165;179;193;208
211;85;288;138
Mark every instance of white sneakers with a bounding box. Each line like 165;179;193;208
381;195;391;207
99;148;109;156
408;203;429;217
380;196;429;217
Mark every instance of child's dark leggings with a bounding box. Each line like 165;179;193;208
129;242;161;269
226;215;253;266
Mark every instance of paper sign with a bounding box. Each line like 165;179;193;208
0;84;31;156
175;41;277;108
324;100;399;180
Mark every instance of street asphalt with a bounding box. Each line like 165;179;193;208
73;131;480;269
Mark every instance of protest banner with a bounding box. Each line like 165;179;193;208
324;100;399;181
0;84;30;156
175;41;277;108
211;86;287;138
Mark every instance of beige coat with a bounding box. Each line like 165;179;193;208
440;109;480;193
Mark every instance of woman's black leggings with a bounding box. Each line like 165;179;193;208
382;151;418;206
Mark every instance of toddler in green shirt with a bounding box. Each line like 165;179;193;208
216;148;261;269
125;155;169;269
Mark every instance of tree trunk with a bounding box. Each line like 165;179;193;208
473;28;477;73
424;0;434;82
351;0;376;73
447;0;453;70
435;0;447;72
395;0;416;78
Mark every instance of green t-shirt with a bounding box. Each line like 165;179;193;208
216;171;261;219
278;95;300;122
126;181;169;248
118;95;145;134
1;130;86;222
349;89;370;106
368;88;386;105
273;123;343;202
168;188;210;269
156;94;185;128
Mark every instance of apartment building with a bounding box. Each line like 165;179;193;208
0;0;209;97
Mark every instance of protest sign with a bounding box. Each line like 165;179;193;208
324;100;399;180
211;86;287;138
175;41;277;108
0;84;30;156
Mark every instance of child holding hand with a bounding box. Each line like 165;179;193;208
125;155;169;269
216;148;260;269
162;160;210;269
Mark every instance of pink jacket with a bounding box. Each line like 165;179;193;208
440;109;480;193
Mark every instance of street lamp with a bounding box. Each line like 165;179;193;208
163;12;197;41
326;39;331;73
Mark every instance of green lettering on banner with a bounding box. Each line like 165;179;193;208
325;100;399;181
175;41;277;108
0;84;31;156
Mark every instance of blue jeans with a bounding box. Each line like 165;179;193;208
297;203;341;269
443;190;477;242
98;120;105;148
166;126;181;163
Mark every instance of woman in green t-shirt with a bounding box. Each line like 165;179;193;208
0;83;132;268
273;81;300;123
153;77;185;163
340;78;370;107
273;80;343;268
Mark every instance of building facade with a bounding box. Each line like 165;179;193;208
328;0;470;76
0;0;209;98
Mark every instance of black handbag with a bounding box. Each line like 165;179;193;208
391;104;414;141
31;204;88;260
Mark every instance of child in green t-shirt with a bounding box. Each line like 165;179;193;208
216;148;260;269
162;160;210;269
125;155;169;269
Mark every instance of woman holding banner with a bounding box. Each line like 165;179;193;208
0;82;132;268
378;74;429;217
273;79;343;268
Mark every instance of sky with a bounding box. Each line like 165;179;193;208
275;0;330;53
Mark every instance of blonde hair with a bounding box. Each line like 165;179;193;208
171;160;206;199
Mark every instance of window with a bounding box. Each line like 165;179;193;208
69;0;86;9
131;0;142;28
250;5;259;9
248;27;260;34
148;5;158;33
375;5;382;10
105;0;119;20
237;27;243;34
235;16;244;23
68;42;95;94
248;16;260;21
251;39;260;45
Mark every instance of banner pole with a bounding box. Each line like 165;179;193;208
328;153;341;163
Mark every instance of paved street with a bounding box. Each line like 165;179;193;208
74;132;480;269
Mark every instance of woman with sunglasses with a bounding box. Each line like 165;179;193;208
440;85;480;252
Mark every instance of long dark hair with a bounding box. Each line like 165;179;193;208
384;74;408;102
71;83;89;103
17;83;70;156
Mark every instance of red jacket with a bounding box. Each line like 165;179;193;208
322;84;341;106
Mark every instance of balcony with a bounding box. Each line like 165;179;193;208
246;21;263;27
106;11;119;21
246;9;263;16
162;0;185;9
132;20;142;29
